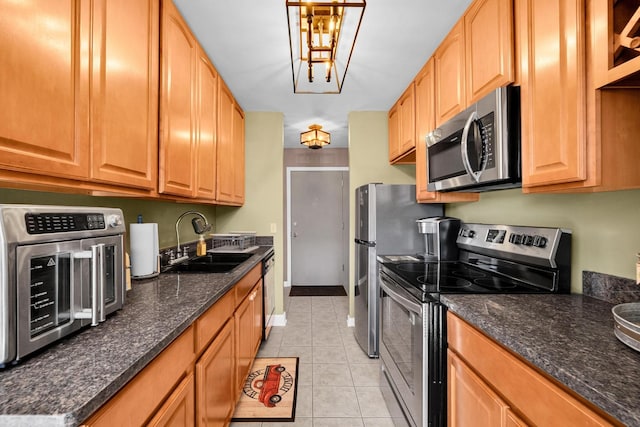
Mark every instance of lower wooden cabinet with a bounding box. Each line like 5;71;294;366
235;280;263;390
447;312;621;426
148;373;196;427
196;319;235;426
82;327;196;427
448;350;510;427
83;263;264;427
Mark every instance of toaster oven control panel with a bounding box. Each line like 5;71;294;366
25;213;106;234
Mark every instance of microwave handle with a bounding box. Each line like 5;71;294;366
460;111;487;183
73;244;106;326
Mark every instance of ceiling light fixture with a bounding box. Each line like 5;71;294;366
286;0;366;94
300;124;331;149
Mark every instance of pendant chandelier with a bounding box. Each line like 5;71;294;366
300;124;330;149
286;0;366;94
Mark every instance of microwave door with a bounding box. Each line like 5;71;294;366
461;111;489;183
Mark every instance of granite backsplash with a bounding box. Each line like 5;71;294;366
583;271;640;304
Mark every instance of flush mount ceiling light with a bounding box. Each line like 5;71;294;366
286;0;366;94
300;124;331;149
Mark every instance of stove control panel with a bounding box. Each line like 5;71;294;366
457;223;571;267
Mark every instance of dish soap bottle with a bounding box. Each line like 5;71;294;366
197;235;207;256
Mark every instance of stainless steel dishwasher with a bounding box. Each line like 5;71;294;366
262;250;275;340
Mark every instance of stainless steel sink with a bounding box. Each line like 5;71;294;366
165;253;253;273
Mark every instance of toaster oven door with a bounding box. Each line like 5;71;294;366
15;240;85;361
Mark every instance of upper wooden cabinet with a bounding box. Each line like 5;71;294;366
195;49;218;200
464;0;515;104
0;1;90;180
0;0;159;191
435;21;466;127
216;80;245;205
90;0;159;190
414;59;479;204
388;83;416;164
434;0;514;127
592;0;640;87
159;0;198;198
517;0;640;193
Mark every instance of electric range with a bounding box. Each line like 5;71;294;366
378;223;572;427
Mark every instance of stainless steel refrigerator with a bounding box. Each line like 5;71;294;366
354;183;443;357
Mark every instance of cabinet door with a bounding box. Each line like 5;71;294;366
435;20;466;126
388;104;400;161
399;84;416;155
216;80;235;203
196;319;235;427
159;0;197;197
465;0;514;103
232;103;245;205
235;289;255;389
448;350;510;427
517;0;587;188
196;48;218;200
90;0;159;190
415;60;437;201
0;0;90;179
148;373;195;427
252;280;263;356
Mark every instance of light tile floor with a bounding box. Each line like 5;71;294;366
231;288;393;427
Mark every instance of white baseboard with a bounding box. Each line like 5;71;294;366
272;312;287;327
346;315;355;327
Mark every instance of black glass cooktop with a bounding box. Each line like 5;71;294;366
381;260;550;299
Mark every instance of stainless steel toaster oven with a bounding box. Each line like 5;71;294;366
0;205;126;367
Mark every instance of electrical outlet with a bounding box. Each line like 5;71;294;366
270;223;277;233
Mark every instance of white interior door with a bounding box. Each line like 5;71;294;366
290;169;347;287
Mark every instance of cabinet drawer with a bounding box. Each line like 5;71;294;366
195;288;234;354
83;326;195;426
447;312;618;426
235;263;261;304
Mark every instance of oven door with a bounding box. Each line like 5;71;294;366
380;272;425;427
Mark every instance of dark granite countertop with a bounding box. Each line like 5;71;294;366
441;294;640;427
0;246;273;427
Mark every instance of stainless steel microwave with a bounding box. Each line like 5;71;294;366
0;205;126;367
426;86;521;192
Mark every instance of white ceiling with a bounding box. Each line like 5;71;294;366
173;0;473;148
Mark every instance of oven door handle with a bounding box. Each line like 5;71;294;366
461;111;487;183
72;244;106;326
380;276;422;315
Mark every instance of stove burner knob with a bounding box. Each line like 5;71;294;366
467;230;476;238
509;233;522;244
532;235;547;248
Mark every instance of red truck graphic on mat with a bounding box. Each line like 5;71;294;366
253;364;286;407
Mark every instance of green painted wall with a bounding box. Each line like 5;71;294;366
347;111;417;316
446;188;640;293
215;112;285;314
0;188;217;250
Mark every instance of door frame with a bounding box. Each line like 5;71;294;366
285;166;349;288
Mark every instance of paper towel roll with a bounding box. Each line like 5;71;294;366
130;223;159;278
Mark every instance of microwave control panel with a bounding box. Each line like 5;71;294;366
25;213;106;234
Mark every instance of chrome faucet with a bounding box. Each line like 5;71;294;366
170;211;212;265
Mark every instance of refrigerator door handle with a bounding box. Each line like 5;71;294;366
355;238;376;247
